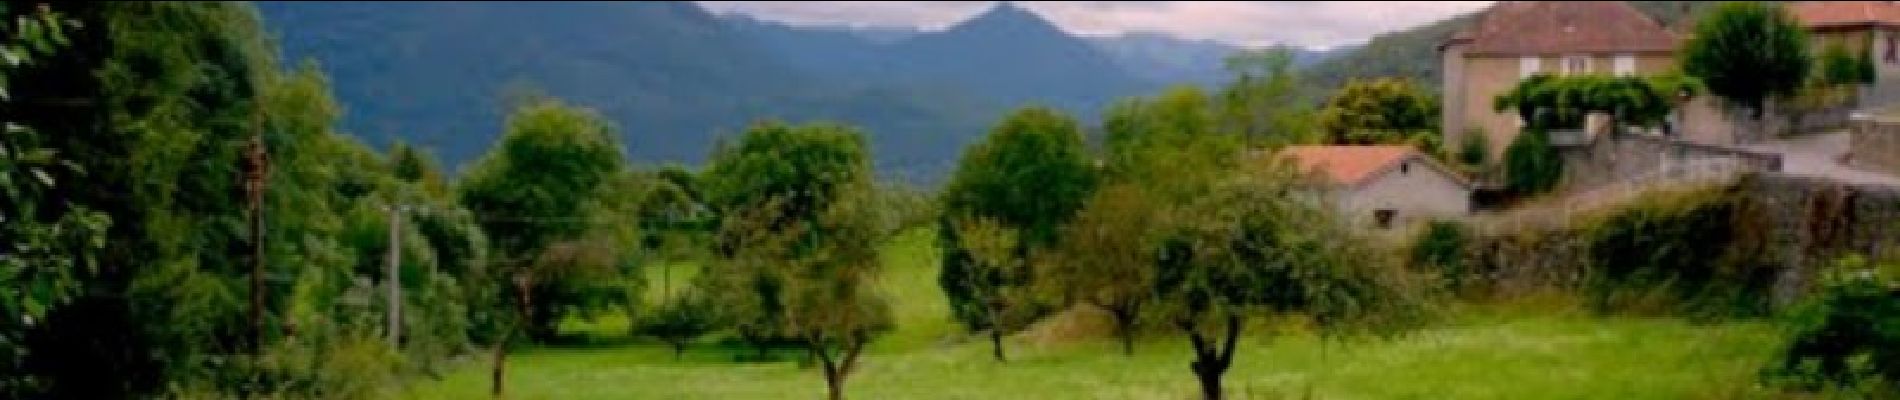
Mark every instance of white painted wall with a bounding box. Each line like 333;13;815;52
1335;157;1472;228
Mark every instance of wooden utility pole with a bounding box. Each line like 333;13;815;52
245;112;269;351
387;204;405;346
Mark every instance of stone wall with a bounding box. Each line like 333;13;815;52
1558;131;1783;192
1740;174;1900;307
1849;113;1900;175
1458;173;1900;308
1677;96;1856;145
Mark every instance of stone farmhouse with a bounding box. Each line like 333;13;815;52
1443;1;1900;154
1279;145;1474;229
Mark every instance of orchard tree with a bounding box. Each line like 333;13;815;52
458;98;634;397
699;121;891;400
950;217;1030;362
459;98;633;341
1155;166;1420;400
1041;183;1161;356
785;186;893;400
1681;1;1810;119
698;121;881;358
939;107;1097;360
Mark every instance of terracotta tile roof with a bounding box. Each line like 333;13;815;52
1278;145;1469;188
1789;1;1900;28
1453;1;1679;55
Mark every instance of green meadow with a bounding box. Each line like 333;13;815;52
401;229;1788;399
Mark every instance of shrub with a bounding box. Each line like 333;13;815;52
1502;128;1562;195
1581;185;1776;317
1458;129;1489;167
633;291;718;360
1819;43;1875;86
1410;220;1469;292
1765;256;1900;396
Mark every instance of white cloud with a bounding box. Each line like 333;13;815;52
694;1;1496;49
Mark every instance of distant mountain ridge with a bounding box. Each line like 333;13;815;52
256;1;1377;182
260;1;1191;182
1085;32;1349;88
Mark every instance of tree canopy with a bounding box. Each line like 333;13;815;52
938;106;1098;349
1317;77;1439;146
1680;1;1811;119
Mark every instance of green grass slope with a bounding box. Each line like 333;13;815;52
404;229;1787;399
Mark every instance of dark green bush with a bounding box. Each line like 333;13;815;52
1410;220;1469;291
1765;256;1900;395
633;291;718;360
1458;129;1489;167
1582;186;1776;317
1502;128;1562;195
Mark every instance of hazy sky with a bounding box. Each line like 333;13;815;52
695;1;1495;49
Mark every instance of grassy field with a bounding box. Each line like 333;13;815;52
401;229;1793;399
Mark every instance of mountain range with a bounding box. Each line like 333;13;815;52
256;1;1346;182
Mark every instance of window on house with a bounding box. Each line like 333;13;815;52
1562;55;1590;75
1374;209;1397;229
1613;54;1635;76
1519;56;1541;79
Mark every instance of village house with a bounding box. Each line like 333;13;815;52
1279;145;1474;229
1444;1;1900;158
1789;1;1900;105
1439;1;1682;159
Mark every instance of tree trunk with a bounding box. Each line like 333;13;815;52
1193;361;1224;400
496;272;532;399
989;327;1006;363
812;342;847;400
1181;315;1240;400
672;341;685;361
988;304;1007;362
1111;306;1136;357
824;372;844;400
490;336;508;399
1119;323;1136;357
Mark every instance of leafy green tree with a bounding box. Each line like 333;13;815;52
1154;166;1418;400
785;186;892;400
459;98;633;342
1219;46;1317;146
1102;86;1245;196
949;217;1031;362
1681;1;1811;119
1041;183;1160;356
938;107;1097;358
698;121;879;358
1;3;283;395
1317;77;1439;145
0;5;110;395
3;3;492;397
699;121;890;400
